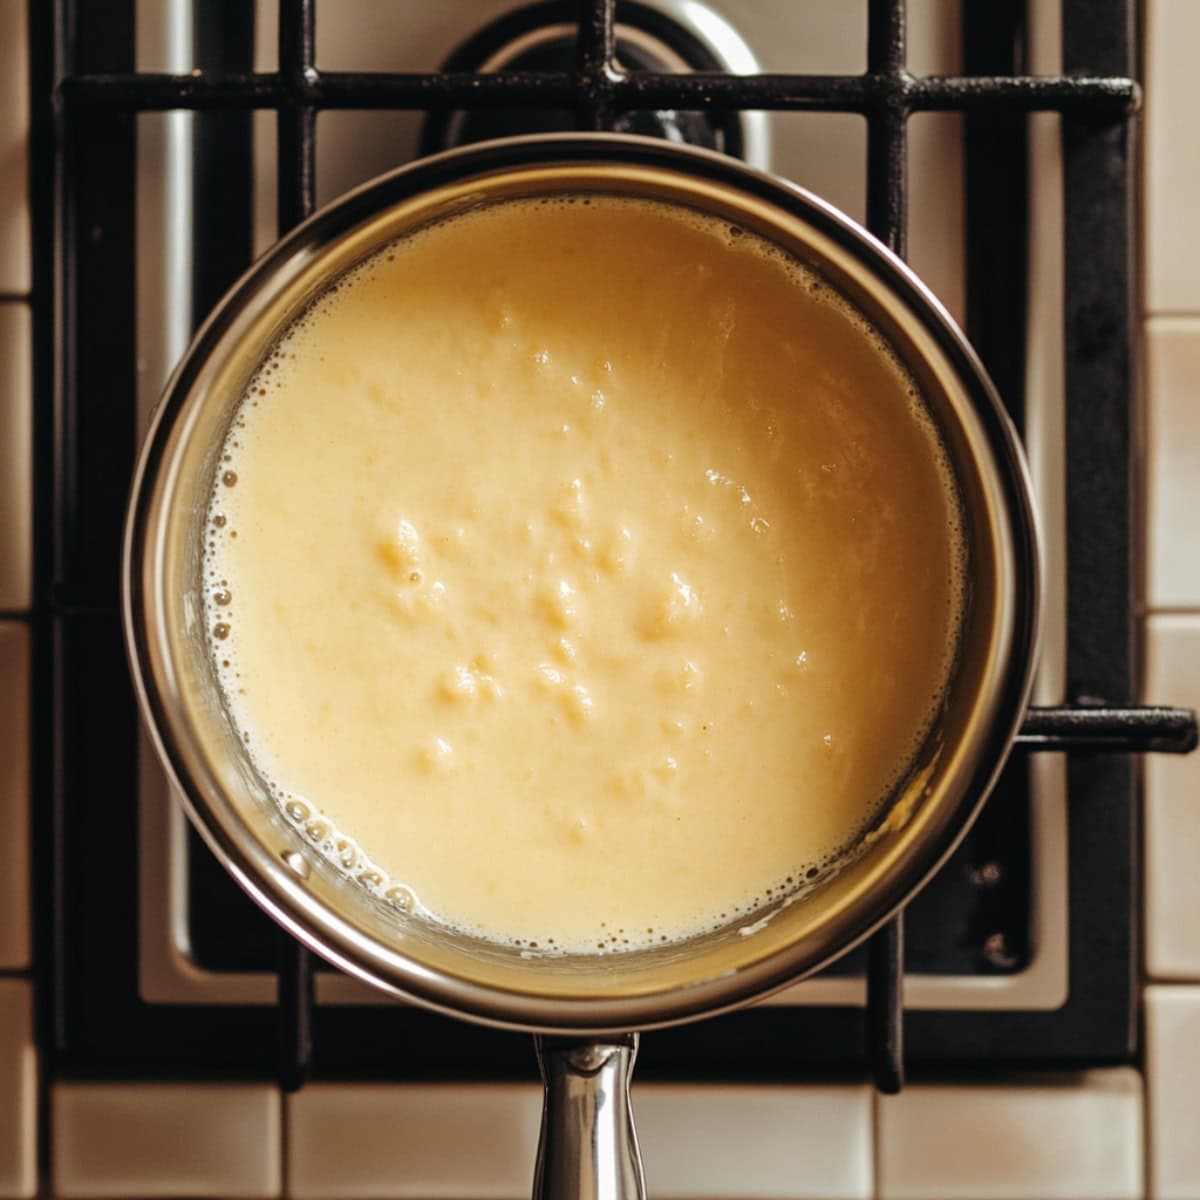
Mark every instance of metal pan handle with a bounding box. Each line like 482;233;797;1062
533;1034;645;1200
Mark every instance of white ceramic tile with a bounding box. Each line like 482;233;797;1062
635;1085;873;1199
0;305;32;611
1145;321;1200;609
877;1069;1143;1200
53;1083;282;1199
0;624;29;969
0;981;35;1200
287;1084;542;1199
289;1082;873;1200
1145;0;1200;312
0;0;29;294
1146;985;1200;1198
1144;615;1200;979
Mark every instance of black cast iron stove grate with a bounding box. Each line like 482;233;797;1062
34;0;1197;1097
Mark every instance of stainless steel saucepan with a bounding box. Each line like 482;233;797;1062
123;133;1040;1199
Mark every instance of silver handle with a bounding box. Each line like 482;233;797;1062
533;1034;645;1200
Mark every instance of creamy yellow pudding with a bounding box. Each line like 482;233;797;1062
205;195;965;953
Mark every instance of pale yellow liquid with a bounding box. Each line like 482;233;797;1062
206;196;964;953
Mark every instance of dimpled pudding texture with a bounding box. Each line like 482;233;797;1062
205;195;965;954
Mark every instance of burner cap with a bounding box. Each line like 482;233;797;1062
419;2;749;160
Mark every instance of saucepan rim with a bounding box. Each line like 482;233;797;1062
122;131;1041;1034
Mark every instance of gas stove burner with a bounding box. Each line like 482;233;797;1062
419;1;770;169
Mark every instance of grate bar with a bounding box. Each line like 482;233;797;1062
56;71;1139;116
866;95;906;253
277;0;316;232
278;933;314;1093
964;0;1029;434
574;0;617;129
867;913;905;1093
275;0;317;1093
575;0;615;72
1058;0;1141;1060
862;0;909;1097
908;74;1138;111
868;0;907;75
1018;706;1197;754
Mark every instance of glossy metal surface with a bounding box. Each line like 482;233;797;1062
123;133;1040;1035
534;1035;643;1200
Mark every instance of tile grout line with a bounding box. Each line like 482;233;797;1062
871;1085;881;1200
280;1088;290;1200
1138;596;1150;1199
1142;985;1153;1200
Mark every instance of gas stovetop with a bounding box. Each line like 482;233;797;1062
32;0;1195;1093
